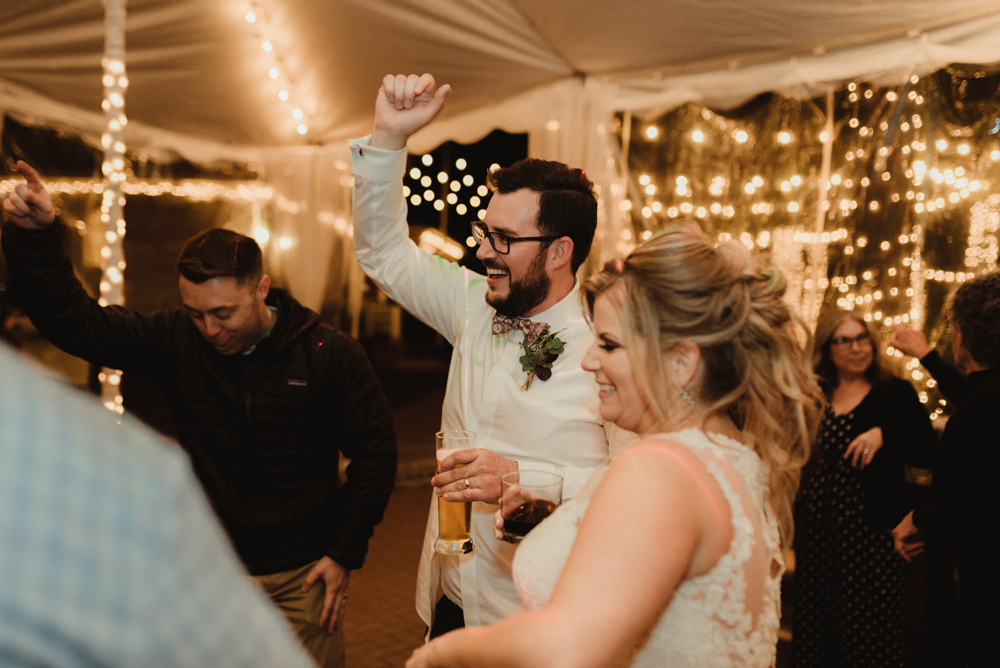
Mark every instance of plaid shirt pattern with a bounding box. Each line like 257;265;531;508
0;346;315;668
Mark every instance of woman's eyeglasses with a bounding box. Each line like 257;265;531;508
830;332;872;349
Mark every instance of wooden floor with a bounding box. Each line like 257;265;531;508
343;484;431;667
342;360;445;667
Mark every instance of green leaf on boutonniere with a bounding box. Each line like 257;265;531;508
519;326;567;390
519;352;538;371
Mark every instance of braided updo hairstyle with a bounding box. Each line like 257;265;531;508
584;227;823;547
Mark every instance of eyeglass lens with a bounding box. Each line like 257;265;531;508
472;223;508;253
832;333;871;347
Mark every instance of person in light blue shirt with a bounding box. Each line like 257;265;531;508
0;343;316;668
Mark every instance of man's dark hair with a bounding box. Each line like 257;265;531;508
486;158;597;273
177;228;263;286
951;269;1000;369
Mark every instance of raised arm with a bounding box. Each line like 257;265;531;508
891;324;972;404
352;74;480;344
917;350;972;406
2;163;174;378
2;161;55;229
371;73;451;150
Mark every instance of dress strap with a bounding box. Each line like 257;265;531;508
632;430;765;573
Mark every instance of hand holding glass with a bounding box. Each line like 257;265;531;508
435;430;476;555
500;470;563;544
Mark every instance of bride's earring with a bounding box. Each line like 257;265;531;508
678;384;696;407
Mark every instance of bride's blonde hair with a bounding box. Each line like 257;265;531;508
584;227;823;547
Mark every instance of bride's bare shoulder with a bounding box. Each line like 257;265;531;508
597;435;709;500
612;435;705;470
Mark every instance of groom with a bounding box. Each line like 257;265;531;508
350;73;631;637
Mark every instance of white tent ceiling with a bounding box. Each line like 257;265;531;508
3;0;1000;161
4;0;1000;320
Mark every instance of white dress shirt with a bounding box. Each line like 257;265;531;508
351;135;630;629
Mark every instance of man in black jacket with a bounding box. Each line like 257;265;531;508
2;161;397;668
891;271;1000;668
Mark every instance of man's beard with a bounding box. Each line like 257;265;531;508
485;248;551;317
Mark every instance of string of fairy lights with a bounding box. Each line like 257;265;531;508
244;2;309;137
0;178;314;259
401;152;499;255
0;178;276;202
625;69;1000;420
97;0;127;414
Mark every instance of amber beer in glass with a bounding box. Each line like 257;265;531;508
435;430;476;555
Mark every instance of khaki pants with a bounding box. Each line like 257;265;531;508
254;560;345;668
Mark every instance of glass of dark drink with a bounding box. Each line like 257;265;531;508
500;470;563;544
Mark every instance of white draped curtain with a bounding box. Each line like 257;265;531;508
258;145;365;334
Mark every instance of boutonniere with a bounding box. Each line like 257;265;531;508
519;326;566;390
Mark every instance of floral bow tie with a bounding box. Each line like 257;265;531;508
491;313;547;347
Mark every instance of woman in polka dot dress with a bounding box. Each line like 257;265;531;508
793;310;937;667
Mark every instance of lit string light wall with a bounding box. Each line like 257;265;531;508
98;0;127;414
623;66;1000;419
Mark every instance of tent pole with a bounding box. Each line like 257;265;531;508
99;0;128;415
805;88;834;325
620;111;632;186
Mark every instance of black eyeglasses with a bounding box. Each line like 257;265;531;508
830;332;872;348
470;222;559;255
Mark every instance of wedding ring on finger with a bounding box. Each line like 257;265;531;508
863;448;870;455
465;477;471;489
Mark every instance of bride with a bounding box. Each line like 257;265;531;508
407;228;822;667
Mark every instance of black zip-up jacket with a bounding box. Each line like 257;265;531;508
2;219;397;575
912;360;1000;563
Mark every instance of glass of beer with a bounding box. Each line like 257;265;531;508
500;470;563;544
434;430;476;555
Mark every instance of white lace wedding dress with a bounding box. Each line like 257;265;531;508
512;428;783;667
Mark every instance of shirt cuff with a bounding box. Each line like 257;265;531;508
349;135;407;182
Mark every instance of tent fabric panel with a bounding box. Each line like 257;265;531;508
291;0;575;145
5;1;1000;161
609;10;1000;118
511;0;1000;76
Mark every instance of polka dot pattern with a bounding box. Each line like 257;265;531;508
793;408;907;667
